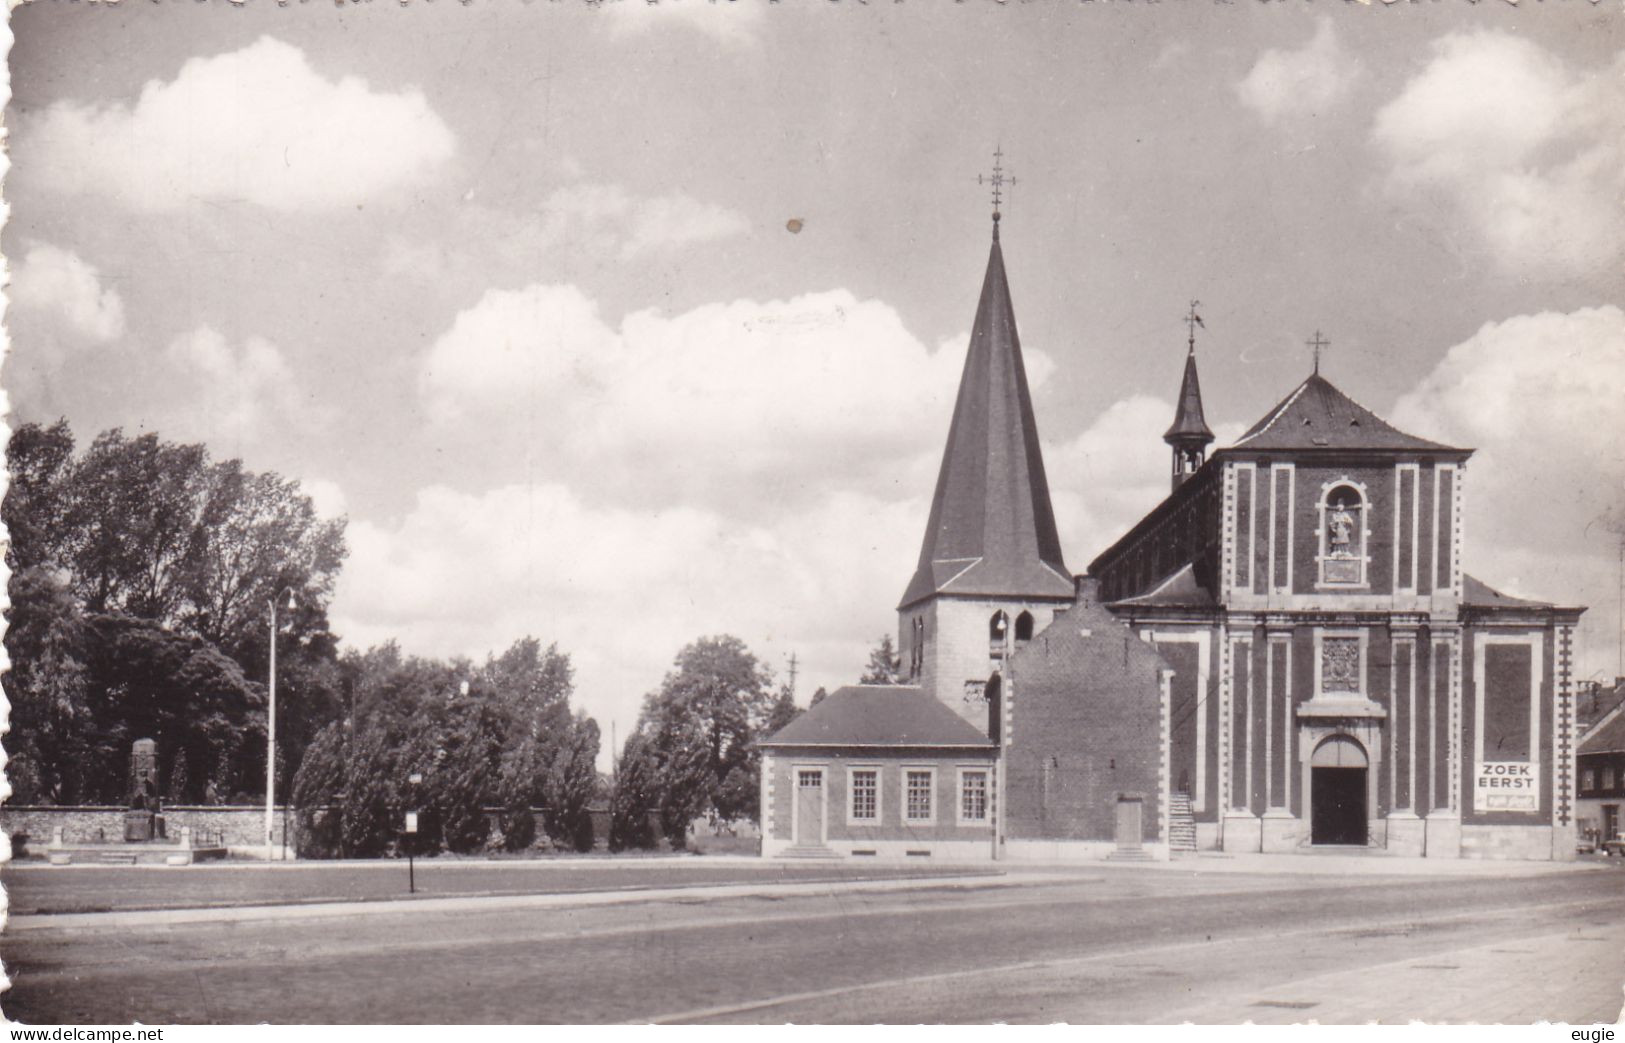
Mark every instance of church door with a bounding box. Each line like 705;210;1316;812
1310;736;1369;846
795;769;824;847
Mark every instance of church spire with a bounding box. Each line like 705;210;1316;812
898;209;1072;610
1164;300;1215;492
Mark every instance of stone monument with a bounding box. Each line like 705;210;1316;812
124;738;163;841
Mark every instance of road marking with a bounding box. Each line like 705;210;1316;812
641;896;1623;1024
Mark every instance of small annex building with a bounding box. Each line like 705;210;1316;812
757;685;998;859
759;201;1586;862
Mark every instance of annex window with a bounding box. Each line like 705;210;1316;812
1581;768;1595;792
1317;479;1370;587
850;769;879;823
906;769;935;823
960;769;989;823
1015;611;1034;643
1607;767;1618;791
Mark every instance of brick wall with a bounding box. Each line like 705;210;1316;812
1006;592;1167;843
765;746;996;846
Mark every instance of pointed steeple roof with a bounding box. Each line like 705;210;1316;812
1163;348;1214;446
1231;373;1463;453
899;222;1073;610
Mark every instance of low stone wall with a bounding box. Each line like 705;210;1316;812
2;805;295;855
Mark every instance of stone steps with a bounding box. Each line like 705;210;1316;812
778;846;843;860
1169;792;1198;852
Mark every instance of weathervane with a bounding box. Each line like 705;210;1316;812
1306;330;1331;375
978;146;1016;230
1185;300;1204;355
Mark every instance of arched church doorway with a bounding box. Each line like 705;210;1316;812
1310;735;1368;846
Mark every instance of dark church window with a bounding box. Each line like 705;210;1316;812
1015;611;1034;642
990;610;1009;661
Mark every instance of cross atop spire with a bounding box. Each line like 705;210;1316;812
978;146;1017;234
1306;330;1331;374
1185;299;1204;356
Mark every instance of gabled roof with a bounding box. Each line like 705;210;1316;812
1230;374;1463;454
1111;562;1218;610
1164;350;1214;444
758;685;995;748
1580;702;1625;756
899;223;1073;609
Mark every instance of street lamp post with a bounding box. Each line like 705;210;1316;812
266;588;296;862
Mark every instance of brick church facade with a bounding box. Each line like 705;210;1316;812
759;212;1584;862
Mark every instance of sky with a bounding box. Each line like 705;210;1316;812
5;0;1623;766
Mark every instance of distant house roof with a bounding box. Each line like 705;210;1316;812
1111;562;1217;610
1229;374;1464;454
758;685;996;748
1460;574;1555;610
1581;704;1625;756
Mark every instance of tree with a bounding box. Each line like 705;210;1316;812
4;421;349;808
609;733;661;851
621;636;777;845
2;567;93;803
763;687;800;736
809;686;829;707
860;634;902;685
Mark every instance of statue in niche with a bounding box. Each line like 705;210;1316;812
1328;502;1357;555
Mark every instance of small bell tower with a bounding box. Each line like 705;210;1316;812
1164;300;1215;492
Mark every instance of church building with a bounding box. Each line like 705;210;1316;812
759;200;1584;862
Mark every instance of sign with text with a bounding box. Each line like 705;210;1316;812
1474;761;1539;813
404;812;419;834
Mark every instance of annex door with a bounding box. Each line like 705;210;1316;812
795;769;824;846
1311;736;1369;846
1115;796;1143;849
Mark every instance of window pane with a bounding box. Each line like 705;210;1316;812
851;770;877;820
961;771;988;821
906;770;932;820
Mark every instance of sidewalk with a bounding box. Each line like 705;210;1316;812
1172;919;1625;1023
1125;851;1615;878
5;869;1079;933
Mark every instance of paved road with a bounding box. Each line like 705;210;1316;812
4;863;1622;1024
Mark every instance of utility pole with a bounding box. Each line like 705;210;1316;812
787;652;799;700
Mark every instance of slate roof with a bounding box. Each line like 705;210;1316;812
1164;350;1215;444
899;223;1073;609
1461;574;1554;609
758;685;996;748
1111;562;1218;609
1230;374;1463;454
1580;704;1625;756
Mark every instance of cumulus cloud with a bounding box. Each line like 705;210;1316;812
27;36;455;212
419;283;999;509
1372;33;1625;275
1391;306;1625;674
1237;19;1359;125
1048;396;1247;566
379;185;748;284
601;0;764;48
332;483;922;750
8;242;127;346
163;326;313;448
